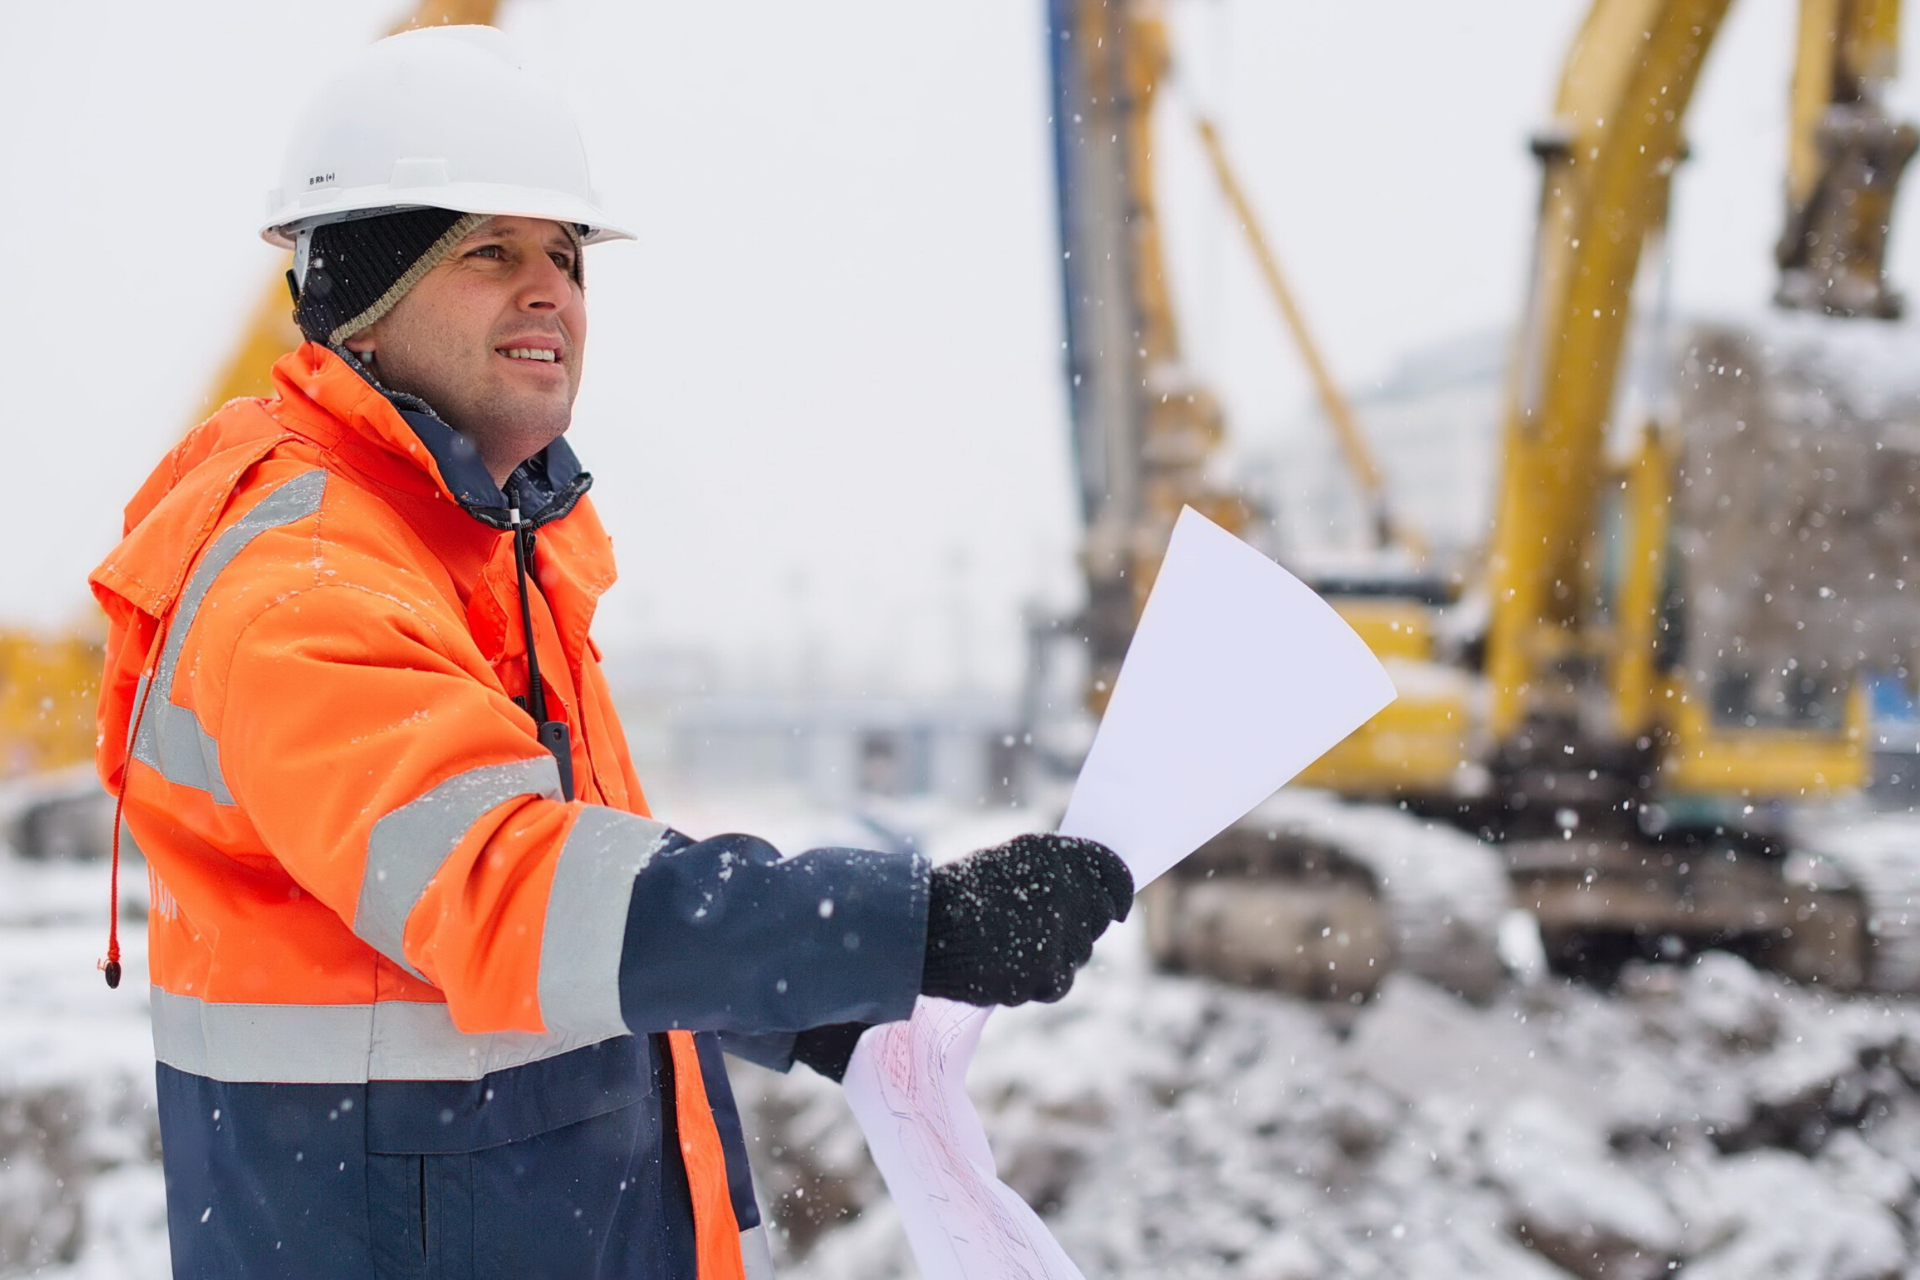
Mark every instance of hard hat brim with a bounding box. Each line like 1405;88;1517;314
262;182;634;249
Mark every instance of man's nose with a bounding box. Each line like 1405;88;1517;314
516;254;575;311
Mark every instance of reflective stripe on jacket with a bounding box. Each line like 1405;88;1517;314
92;344;927;1278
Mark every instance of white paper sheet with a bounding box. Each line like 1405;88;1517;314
840;999;1069;1278
842;507;1398;1279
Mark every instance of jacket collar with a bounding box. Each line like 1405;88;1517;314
270;343;592;530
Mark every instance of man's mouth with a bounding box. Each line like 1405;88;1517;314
500;347;559;363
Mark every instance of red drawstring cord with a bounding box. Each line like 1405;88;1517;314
101;771;130;989
101;632;166;991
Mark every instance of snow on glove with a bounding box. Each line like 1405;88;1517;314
920;834;1134;1007
791;1021;872;1083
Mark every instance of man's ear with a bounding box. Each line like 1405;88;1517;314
344;327;376;356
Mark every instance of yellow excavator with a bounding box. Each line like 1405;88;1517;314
1045;0;1920;995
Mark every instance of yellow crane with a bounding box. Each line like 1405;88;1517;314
1191;116;1427;563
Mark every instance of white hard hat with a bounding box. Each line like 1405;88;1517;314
261;25;632;249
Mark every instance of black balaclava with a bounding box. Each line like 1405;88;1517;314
291;208;484;347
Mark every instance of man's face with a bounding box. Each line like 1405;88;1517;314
345;215;587;485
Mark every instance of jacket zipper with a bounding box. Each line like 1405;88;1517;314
509;504;575;800
418;1156;429;1262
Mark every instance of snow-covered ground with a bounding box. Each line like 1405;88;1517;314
0;856;166;1280
13;790;1920;1279
744;930;1920;1279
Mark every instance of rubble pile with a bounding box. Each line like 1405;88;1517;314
1671;317;1920;725
736;930;1920;1279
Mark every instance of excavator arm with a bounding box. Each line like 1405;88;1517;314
1486;0;1912;753
1780;0;1916;316
1485;0;1734;742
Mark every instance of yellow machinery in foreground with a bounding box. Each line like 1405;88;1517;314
1046;0;1920;994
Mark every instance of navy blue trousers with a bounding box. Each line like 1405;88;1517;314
158;1060;703;1279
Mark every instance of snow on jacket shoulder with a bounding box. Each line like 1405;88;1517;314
92;343;928;1279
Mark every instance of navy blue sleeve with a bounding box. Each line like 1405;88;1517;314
617;832;928;1035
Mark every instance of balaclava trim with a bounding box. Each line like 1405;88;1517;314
328;211;488;346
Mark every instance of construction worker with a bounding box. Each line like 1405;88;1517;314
90;26;1132;1280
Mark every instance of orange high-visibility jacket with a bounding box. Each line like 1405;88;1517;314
92;344;927;1278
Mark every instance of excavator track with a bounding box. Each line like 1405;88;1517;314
1144;790;1903;1000
1788;811;1920;992
1498;825;1868;989
1144;789;1510;1001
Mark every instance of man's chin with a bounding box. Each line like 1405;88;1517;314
465;379;571;424
470;400;573;467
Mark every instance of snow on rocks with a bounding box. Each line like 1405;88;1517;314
1480;1098;1681;1279
1673;1150;1905;1280
1343;975;1594;1121
735;926;1920;1279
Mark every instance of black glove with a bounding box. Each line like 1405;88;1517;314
791;1022;870;1084
920;834;1133;1007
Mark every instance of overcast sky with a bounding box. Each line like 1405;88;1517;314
8;0;1920;695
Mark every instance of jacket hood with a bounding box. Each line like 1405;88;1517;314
92;402;291;625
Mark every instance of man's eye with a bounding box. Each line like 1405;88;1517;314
550;252;576;273
470;244;506;259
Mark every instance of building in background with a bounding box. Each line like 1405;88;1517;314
606;647;1020;810
669;692;1019;808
